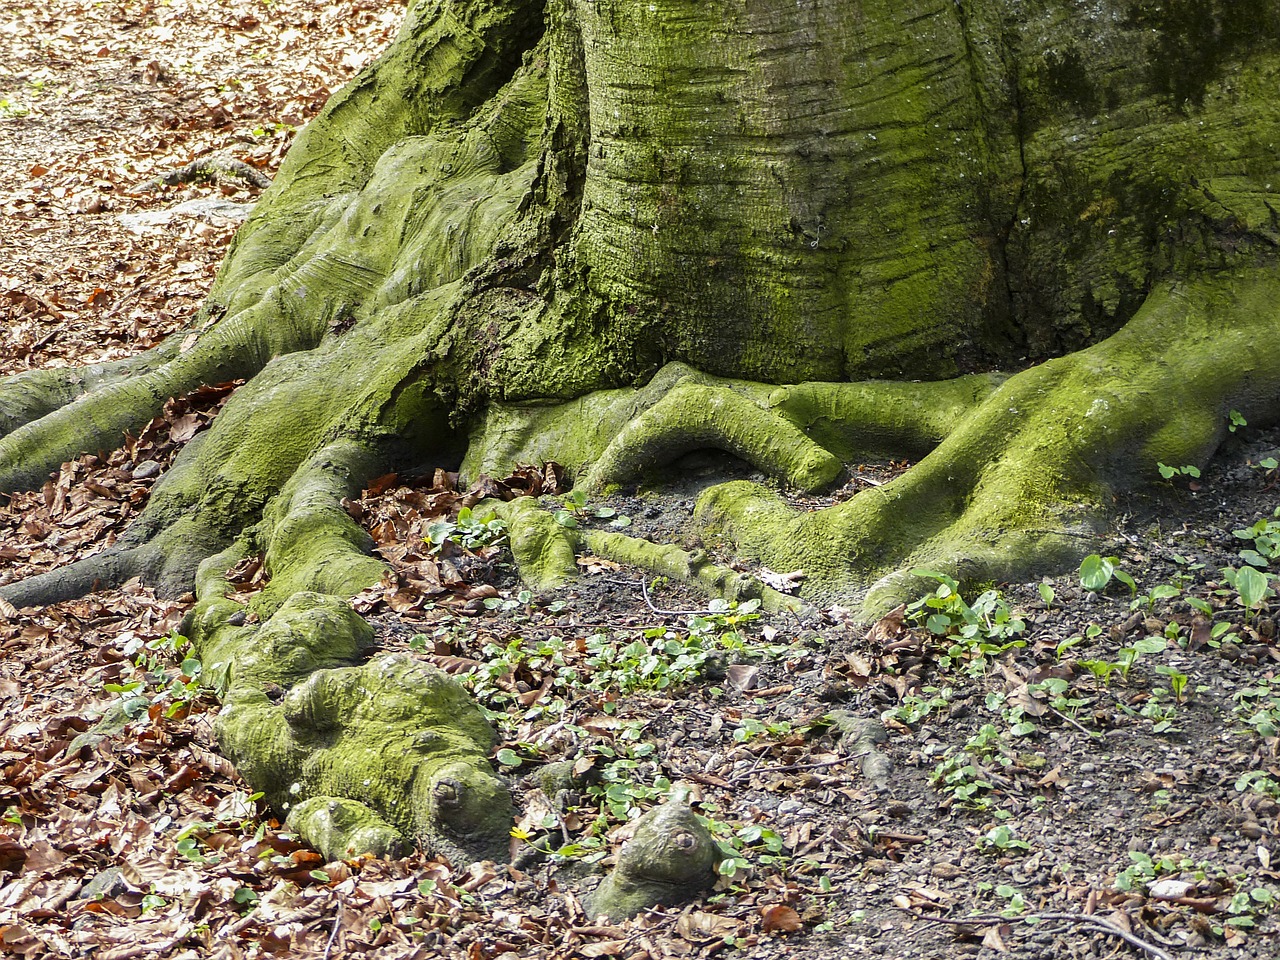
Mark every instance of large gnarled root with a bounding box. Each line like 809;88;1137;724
463;362;1001;487
699;273;1280;615
585;794;719;921
187;593;512;863
480;494;801;612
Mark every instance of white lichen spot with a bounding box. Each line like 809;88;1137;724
289;782;302;795
1085;398;1110;418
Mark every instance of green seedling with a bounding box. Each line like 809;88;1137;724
1056;623;1102;660
907;571;1026;676
931;753;995;810
426;506;507;551
1235;770;1280;799
1157;462;1201;481
1038;582;1055;609
1233;681;1280;738
703;815;788;881
884;686;953;726
977;824;1030;854
1131;582;1181;611
1140;687;1179;734
1234;508;1280;568
554;489;632;529
1119;636;1167;678
1226;887;1279;930
1154;665;1189;703
1224;565;1273;622
1113;851;1197;892
993;884;1029;918
1028;677;1091;716
1079;555;1136;594
1229;409;1248;433
732;717;792;742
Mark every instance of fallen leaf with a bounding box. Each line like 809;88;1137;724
760;904;802;933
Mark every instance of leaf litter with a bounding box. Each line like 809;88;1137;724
3;2;1280;958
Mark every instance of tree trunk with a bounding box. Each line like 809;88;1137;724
3;0;1279;868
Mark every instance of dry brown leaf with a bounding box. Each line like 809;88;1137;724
675;910;742;942
760;904;802;933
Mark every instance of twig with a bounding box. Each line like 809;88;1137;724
322;906;342;960
907;910;1175;960
637;578;722;617
728;754;852;784
1051;706;1103;740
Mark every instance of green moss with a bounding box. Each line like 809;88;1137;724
287;796;407;861
209;647;513;863
483;496;579;591
699;270;1280;616
586;797;718;921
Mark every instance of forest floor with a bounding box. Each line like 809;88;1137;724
3;2;1280;959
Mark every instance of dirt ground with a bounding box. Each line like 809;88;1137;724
3;3;1280;958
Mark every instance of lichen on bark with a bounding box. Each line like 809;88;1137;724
3;0;1280;879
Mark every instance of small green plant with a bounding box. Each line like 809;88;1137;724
1222;565;1273;622
703;814;788;881
1113;851;1195;892
977;824;1030;854
1140;687;1179;734
1038;582;1055;608
425;506;507;552
1234;508;1280;568
1226;887;1278;929
1233;681;1280;737
932;756;994;810
1154;665;1189;703
1234;770;1280;799
908;570;1026;641
1055;623;1102;660
1119;635;1167;678
991;883;1029;917
1157;462;1201;481
884;686;953;726
1078;554;1136;594
1028;677;1090;716
104;631;212;725
907;571;1026;676
1080;635;1164;688
553;489;632;529
233;887;260;909
732;717;792;742
1229;409;1248;432
1130;582;1181;611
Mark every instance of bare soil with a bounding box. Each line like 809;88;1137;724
3;4;1280;959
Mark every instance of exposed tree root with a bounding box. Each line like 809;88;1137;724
135;152;274;193
4;0;1280;894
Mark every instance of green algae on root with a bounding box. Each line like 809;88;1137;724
585;796;719;921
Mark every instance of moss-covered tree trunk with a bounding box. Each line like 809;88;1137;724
3;0;1279;868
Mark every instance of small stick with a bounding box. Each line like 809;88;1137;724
322;907;342;960
728;754;852;784
1051;706;1103;740
638;578;721;617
